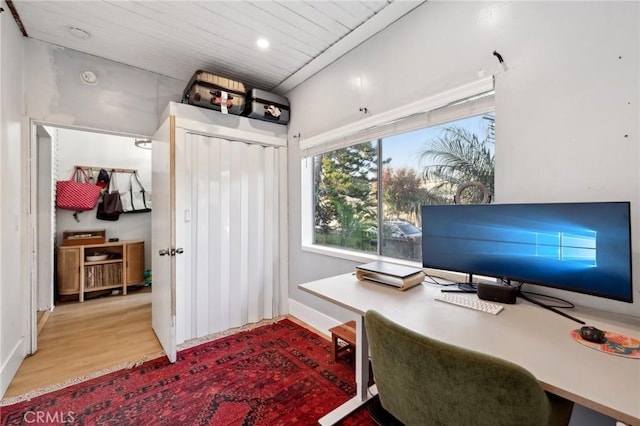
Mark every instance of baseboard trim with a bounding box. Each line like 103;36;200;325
288;298;343;338
37;309;52;336
0;337;25;400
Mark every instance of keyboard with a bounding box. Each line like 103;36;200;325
435;293;504;315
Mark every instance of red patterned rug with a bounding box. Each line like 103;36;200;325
1;318;374;425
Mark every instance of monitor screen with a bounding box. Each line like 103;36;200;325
421;202;633;302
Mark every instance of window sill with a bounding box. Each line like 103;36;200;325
300;243;480;284
301;243;422;269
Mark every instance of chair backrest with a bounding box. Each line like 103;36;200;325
365;309;553;426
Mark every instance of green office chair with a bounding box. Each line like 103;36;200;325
364;310;574;426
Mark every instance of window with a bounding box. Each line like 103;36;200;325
301;79;495;263
311;111;495;262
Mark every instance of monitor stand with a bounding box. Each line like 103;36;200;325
458;273;477;292
441;274;477;293
456;282;477;292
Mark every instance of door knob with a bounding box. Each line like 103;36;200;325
170;248;184;256
159;249;170;256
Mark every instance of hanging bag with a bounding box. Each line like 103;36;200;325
97;170;123;221
56;167;102;211
120;171;152;213
96;168;110;190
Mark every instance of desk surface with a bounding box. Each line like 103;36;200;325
300;273;640;425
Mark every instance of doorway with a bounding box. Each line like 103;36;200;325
25;121;155;387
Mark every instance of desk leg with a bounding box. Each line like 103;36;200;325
355;314;369;400
319;315;377;426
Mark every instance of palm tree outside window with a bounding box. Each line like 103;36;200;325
313;112;495;262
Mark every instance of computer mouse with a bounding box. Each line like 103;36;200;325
579;326;607;344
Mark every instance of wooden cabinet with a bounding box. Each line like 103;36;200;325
56;247;81;295
125;241;145;285
56;241;145;302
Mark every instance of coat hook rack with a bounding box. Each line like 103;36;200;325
77;165;137;174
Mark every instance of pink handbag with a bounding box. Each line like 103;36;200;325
55;167;102;211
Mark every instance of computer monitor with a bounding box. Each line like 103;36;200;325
421;202;633;303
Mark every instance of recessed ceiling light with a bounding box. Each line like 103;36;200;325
68;26;91;40
256;37;269;49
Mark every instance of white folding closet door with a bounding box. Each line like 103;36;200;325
177;132;285;342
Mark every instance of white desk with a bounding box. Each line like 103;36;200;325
299;273;640;425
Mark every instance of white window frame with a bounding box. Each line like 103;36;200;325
301;78;495;266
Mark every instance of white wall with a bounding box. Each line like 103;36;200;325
55;128;152;269
285;2;638;424
287;1;639;317
493;2;639;316
24;38;185;137
0;0;26;397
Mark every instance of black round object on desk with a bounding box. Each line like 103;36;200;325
579;326;607;343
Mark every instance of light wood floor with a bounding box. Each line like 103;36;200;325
3;288;331;401
3;287;162;399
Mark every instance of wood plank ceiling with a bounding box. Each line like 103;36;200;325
10;0;423;93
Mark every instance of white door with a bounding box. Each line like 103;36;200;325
174;132;288;342
151;118;176;362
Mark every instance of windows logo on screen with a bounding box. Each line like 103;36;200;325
535;231;596;266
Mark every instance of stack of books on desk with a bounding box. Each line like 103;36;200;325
355;261;425;291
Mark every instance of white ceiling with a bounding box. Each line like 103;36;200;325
10;0;424;93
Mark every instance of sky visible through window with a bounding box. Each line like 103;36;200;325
382;114;494;170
